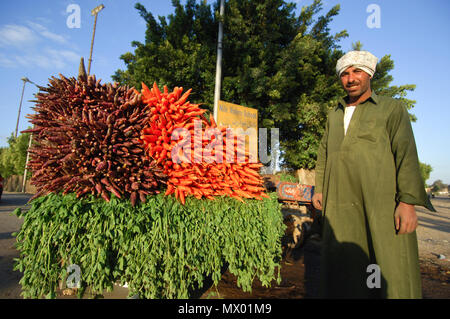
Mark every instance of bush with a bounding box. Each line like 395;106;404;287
13;192;285;299
0;133;31;179
277;171;298;183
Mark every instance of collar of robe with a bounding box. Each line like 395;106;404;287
336;91;379;111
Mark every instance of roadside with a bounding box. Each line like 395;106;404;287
0;193;32;299
415;196;450;298
416;197;450;262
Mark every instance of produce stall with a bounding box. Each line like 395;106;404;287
13;71;285;299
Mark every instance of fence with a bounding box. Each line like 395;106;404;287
3;175;37;193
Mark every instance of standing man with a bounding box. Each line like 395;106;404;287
312;50;435;298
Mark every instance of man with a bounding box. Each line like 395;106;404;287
312;50;435;298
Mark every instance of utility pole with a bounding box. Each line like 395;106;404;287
87;4;105;75
213;0;225;122
15;77;32;139
18;78;37;193
22;130;33;193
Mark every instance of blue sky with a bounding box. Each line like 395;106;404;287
0;0;449;184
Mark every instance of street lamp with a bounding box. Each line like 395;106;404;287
15;77;35;139
87;4;105;75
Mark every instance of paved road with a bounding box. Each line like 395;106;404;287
0;192;32;299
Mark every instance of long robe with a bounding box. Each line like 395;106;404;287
315;92;435;299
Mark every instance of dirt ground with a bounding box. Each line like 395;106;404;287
415;197;450;299
0;192;448;299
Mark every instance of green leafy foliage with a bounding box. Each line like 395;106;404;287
353;41;418;122
14;192;285;299
430;179;448;193
277;171;297;183
0;132;31;178
113;0;217;106
419;162;432;187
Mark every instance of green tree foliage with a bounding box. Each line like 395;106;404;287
0;133;31;178
113;0;218;105
270;1;347;169
353;41;418;122
419;161;432;187
431;179;448;193
113;0;416;170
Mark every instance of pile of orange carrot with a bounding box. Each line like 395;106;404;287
139;82;268;204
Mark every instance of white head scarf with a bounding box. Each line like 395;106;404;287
336;50;378;78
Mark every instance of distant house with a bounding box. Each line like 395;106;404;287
427;185;449;198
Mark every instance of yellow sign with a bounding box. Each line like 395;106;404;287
216;100;258;162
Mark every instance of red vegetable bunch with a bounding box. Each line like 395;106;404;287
24;74;165;205
139;82;268;204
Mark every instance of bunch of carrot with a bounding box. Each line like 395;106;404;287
139;82;268;204
23;74;164;206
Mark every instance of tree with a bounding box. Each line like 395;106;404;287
270;1;348;169
113;0;218;106
419;162;432;187
113;0;417;170
114;0;347;169
431;179;448;193
352;41;418;122
0;133;31;179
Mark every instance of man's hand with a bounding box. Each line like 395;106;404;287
312;193;323;210
394;202;418;234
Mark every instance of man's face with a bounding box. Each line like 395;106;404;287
339;66;371;98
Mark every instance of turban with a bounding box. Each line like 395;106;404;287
336;50;378;78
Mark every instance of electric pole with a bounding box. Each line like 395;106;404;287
213;0;225;122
